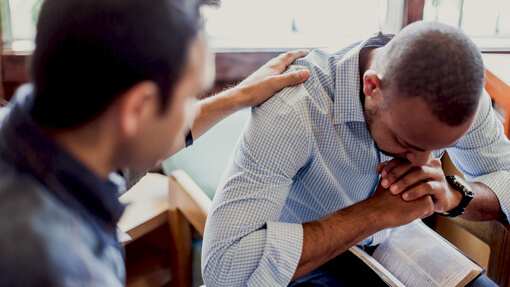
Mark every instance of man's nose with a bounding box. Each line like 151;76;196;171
406;150;433;166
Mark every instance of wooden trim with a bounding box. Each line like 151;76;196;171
403;0;425;27
0;14;3;101
483;51;510;54
3;49;510;101
118;173;171;243
2;52;30;101
3;52;30;83
485;69;510;137
214;51;281;82
169;170;211;237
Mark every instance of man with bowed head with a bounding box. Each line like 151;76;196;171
0;0;310;285
203;21;509;286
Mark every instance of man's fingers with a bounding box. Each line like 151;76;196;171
380;158;403;178
388;164;444;195
376;162;389;174
271;50;310;72
277;50;310;67
273;70;310;89
381;161;413;190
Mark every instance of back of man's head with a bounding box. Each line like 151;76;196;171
377;21;485;127
30;0;201;129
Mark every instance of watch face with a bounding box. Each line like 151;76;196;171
452;175;474;195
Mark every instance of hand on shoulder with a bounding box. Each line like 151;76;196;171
234;50;311;108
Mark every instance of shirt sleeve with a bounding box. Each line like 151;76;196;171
447;90;510;221
119;168;147;193
202;93;312;286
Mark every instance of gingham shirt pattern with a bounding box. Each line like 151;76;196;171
202;33;510;287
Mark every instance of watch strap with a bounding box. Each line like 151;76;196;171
440;175;474;218
185;129;193;148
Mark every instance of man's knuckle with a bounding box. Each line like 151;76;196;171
421;180;431;189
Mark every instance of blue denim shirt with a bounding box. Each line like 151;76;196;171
0;88;126;286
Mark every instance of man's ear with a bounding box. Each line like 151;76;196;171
363;70;383;102
118;81;159;137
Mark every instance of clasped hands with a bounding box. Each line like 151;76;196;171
372;157;463;225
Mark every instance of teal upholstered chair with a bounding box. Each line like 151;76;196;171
163;108;250;199
162;108;251;287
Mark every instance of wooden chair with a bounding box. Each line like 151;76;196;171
167;170;212;287
118;169;210;287
482;54;510;138
448;217;510;287
118;172;174;287
118;173;171;243
439;152;510;287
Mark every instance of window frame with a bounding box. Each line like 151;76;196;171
1;0;508;102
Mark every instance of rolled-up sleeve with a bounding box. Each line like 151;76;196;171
447;90;510;220
202;93;312;286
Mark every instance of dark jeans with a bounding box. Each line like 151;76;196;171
288;249;498;287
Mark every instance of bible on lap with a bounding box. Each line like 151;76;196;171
350;220;484;287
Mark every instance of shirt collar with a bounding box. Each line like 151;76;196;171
332;32;394;125
0;85;126;228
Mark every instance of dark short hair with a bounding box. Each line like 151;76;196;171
378;21;485;126
30;0;201;129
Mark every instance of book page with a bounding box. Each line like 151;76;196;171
350;246;406;287
372;220;483;287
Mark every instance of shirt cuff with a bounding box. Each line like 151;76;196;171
472;170;510;222
248;222;303;286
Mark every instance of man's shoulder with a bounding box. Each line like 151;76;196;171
0;162;122;285
257;43;361;121
0;105;10;122
0;161;76;249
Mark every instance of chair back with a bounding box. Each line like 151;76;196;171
162;108;251;199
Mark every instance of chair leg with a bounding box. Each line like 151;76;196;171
168;208;193;287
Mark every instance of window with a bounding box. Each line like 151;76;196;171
423;0;510;51
1;0;41;51
202;0;404;51
3;0;404;52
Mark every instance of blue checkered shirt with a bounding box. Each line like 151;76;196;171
202;33;510;286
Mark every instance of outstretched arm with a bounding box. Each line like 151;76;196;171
170;50;310;156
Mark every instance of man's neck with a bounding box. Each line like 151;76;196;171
49;125;117;180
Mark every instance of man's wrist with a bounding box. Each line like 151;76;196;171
217;86;246;110
440;175;474;218
231;85;251;109
445;182;463;212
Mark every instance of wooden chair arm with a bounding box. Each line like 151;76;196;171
449;217;510;287
169;170;212;237
118;172;170;243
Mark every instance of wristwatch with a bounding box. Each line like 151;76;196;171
185;129;193;148
440;175;474;218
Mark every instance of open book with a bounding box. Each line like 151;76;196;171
350;220;484;287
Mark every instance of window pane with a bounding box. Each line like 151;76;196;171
2;0;41;51
2;0;404;51
424;0;510;37
423;0;510;50
461;0;500;37
203;0;402;50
